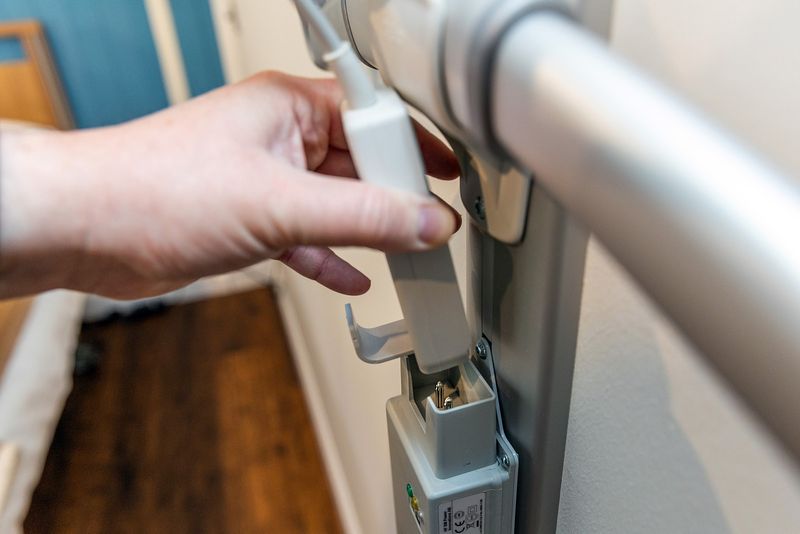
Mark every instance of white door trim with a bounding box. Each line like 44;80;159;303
143;0;191;104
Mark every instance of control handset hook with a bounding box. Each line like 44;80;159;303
294;0;470;374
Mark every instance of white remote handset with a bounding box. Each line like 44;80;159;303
342;89;470;373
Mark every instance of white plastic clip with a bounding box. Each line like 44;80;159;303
345;304;414;364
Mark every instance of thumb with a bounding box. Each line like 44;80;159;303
268;169;458;251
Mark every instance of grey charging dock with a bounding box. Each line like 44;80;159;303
388;355;518;534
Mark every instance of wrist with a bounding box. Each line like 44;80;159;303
0;127;90;296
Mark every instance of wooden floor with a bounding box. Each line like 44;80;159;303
25;289;343;534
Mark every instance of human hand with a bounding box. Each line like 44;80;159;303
0;72;460;299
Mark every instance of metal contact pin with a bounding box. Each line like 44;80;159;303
434;381;445;409
444;388;460;410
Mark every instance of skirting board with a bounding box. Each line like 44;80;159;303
0;443;19;518
273;279;364;534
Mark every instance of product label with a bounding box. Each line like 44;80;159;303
438;492;485;534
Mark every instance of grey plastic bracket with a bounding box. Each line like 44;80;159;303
473;337;521;533
452;139;532;245
472;337;515;451
345;303;414;364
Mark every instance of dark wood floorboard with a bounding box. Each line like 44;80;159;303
25;288;343;534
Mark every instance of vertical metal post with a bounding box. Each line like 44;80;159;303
469;187;588;534
462;6;610;531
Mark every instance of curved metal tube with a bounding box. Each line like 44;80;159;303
493;13;800;459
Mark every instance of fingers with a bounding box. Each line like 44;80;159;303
432;192;463;233
256;73;460;180
411;121;461;179
274;74;460;180
266;164;458;252
316;141;460;181
323;120;460;180
315;148;358;178
314;123;461;181
280;246;371;295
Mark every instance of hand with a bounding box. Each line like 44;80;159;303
0;72;460;299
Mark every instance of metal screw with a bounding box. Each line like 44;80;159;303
500;454;510;470
474;196;486;220
476;340;488;360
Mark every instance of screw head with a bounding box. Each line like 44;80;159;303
476;340;488;360
500;454;510;469
474;196;486;220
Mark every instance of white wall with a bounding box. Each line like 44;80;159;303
223;1;800;533
558;2;800;532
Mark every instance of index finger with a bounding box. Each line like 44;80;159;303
299;77;461;180
411;120;460;180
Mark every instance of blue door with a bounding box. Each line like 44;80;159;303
0;0;225;128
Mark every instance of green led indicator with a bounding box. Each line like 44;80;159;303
406;483;414;498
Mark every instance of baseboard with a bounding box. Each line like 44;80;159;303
0;443;19;519
274;279;364;534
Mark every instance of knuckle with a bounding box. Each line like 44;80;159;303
258;179;298;249
311;249;335;282
356;188;409;246
249;70;284;86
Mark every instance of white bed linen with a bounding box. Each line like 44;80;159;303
0;291;86;534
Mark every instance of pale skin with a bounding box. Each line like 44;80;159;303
0;72;460;299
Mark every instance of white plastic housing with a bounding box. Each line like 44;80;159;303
364;0;457;132
342;89;470;373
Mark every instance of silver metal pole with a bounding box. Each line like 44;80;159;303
493;12;800;460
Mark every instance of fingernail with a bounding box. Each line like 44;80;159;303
418;204;455;245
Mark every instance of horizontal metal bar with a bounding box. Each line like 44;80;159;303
492;12;800;460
